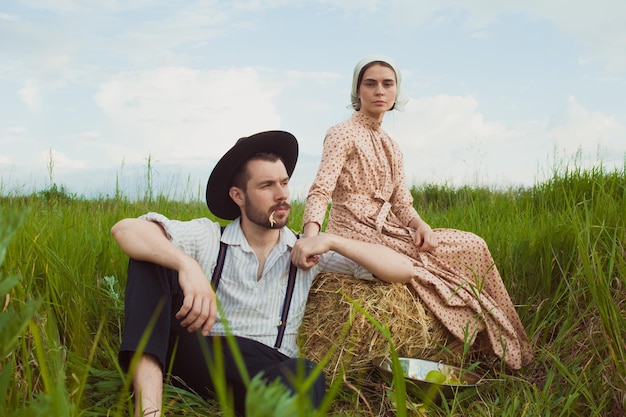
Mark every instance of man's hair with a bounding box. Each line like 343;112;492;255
231;152;283;191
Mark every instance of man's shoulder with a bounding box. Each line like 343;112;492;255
165;215;222;231
142;212;222;240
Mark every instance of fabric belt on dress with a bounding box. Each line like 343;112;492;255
372;190;392;233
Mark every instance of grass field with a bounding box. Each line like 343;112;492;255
1;162;625;416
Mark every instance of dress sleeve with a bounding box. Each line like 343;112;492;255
388;143;420;225
303;125;353;228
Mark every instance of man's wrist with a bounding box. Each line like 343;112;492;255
176;254;199;275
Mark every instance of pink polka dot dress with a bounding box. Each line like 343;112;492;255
303;111;533;369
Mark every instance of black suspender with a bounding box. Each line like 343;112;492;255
274;260;298;349
210;227;228;291
210;226;299;349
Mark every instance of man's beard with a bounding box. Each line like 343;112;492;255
244;197;291;229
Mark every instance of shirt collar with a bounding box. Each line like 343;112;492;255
222;217;298;252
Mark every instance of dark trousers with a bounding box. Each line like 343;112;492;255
119;259;325;416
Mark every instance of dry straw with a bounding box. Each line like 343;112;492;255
300;272;464;385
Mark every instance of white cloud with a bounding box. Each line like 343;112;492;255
3;0;624;197
318;0;626;72
547;95;619;145
387;93;625;188
389;95;530;186
18;0;84;12
12;1;626;73
0;12;18;21
394;95;520;151
18;54;77;106
285;70;341;82
18;78;40;107
452;0;626;72
17;0;165;13
37;148;87;170
80;131;102;139
471;31;488;39
546;95;624;168
6;127;26;134
94;66;283;165
109;6;230;65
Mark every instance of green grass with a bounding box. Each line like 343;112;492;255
1;161;625;416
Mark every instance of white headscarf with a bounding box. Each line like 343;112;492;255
350;54;409;112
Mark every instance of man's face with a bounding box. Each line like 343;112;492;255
240;159;291;229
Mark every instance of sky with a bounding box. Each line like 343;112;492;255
1;0;625;201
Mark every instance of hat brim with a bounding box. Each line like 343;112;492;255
206;130;298;220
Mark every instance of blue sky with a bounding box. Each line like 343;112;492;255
1;0;625;200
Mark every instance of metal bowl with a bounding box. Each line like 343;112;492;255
373;357;485;402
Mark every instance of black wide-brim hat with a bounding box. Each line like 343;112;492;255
206;130;298;220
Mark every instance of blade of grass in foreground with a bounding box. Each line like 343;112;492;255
578;203;626;385
342;292;408;417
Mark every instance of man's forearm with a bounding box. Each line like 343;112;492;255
111;218;192;272
112;217;217;335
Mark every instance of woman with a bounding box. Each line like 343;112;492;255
299;55;532;370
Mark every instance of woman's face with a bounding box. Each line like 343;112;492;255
357;63;397;120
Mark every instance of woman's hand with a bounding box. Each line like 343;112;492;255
410;218;439;252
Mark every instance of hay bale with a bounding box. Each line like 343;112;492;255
299;272;463;384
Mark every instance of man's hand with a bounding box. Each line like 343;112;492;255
292;231;416;283
291;234;333;270
111;218;219;335
175;258;217;336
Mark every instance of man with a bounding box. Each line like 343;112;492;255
112;130;415;416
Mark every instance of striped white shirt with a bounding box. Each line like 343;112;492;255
141;212;376;357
